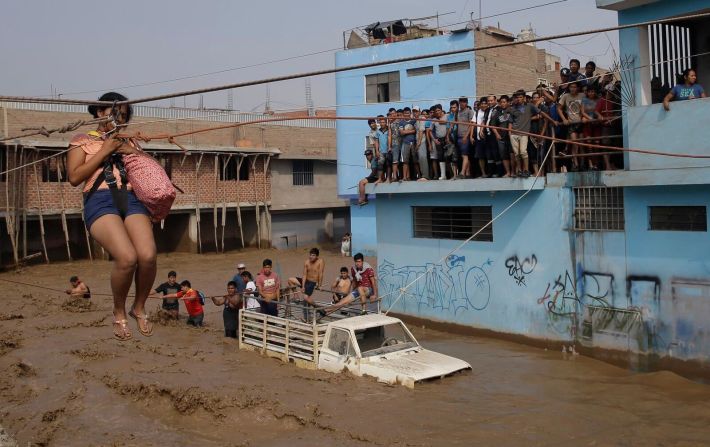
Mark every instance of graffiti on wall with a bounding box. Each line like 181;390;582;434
378;255;492;314
504;254;538;287
537;270;580;336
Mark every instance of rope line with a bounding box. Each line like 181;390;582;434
1;11;709;107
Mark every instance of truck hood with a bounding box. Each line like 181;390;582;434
359;348;471;388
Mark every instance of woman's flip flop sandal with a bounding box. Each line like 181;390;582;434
113;319;132;341
128;308;154;337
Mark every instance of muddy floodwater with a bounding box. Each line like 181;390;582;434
2;248;710;446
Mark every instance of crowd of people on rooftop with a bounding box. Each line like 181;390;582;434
358;59;705;205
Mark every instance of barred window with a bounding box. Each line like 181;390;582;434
406;66;434;77
41;152;68;182
649;206;706;232
573;187;625;231
292;160;314;186
439;61;471;73
219;156;249;181
365;71;400;103
413;206;493;241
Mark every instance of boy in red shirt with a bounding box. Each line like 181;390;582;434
164;280;204;327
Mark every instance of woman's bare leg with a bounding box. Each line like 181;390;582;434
124;214;157;324
89;214;138;328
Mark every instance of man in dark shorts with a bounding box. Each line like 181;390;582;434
288;247;325;320
149;271;180;319
357;149;379;206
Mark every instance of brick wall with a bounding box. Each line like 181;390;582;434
475;29;557;96
0;107;337;215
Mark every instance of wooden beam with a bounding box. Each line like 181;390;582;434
31;157;49;263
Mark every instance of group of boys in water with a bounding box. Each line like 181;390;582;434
141;249;379;338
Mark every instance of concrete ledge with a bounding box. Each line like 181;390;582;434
366;177;545;194
547;167;710;188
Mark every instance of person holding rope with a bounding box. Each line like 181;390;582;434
65;276;91;299
211;281;241;338
162;280;204;327
67;92;155;341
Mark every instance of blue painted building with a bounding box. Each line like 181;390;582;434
335;31;476;256
335;3;710;376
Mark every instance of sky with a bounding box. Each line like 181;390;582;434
1;0;619;112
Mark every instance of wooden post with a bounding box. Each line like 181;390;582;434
5;145;19;266
236;155;245;248
213;154;219;253
56;156;72;261
262;154;272;247
250;155;260;249
195;153;204;254
18;148;27;259
221;154;232;253
31;158;49;263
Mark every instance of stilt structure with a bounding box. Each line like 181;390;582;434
250;155;260;248
57;159;72;260
31;158;49;263
236;155;245;248
195;153;204;254
213;154;219;253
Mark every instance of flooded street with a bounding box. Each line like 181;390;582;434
2;249;710;446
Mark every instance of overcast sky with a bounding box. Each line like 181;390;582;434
1;0;619;112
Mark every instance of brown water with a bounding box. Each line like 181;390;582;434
1;249;710;446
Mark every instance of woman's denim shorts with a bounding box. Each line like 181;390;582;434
84;189;149;230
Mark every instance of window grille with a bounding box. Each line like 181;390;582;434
649;206;707;232
439;61;471;73
365;71;400;103
406;66;434;77
413;206;493;241
573;187;625;231
219;156;249;181
648;23;692;89
292;160;314;186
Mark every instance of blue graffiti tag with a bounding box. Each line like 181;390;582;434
378;256;492;314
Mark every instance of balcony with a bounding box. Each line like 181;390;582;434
626;98;710;171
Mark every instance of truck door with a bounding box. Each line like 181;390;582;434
318;328;356;373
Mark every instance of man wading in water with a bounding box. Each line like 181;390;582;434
288;247;325;320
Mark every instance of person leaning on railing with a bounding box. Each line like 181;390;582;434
663;68;707;111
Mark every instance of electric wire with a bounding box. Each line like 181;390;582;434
1;11;709;107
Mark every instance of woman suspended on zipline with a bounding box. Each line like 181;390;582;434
66;92;156;340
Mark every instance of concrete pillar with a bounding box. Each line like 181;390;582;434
259;209;272;248
324;210;334;241
186;212;199;253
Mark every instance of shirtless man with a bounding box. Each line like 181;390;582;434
256;259;281;317
211;281;242;338
65;276;91;299
319;253;378;317
288;248;325;307
330;267;352;304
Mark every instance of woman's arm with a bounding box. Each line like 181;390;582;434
662;90;675;111
66;135;123;187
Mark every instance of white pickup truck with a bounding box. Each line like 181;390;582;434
239;304;470;388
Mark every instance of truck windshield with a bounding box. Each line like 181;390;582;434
356;323;418;357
